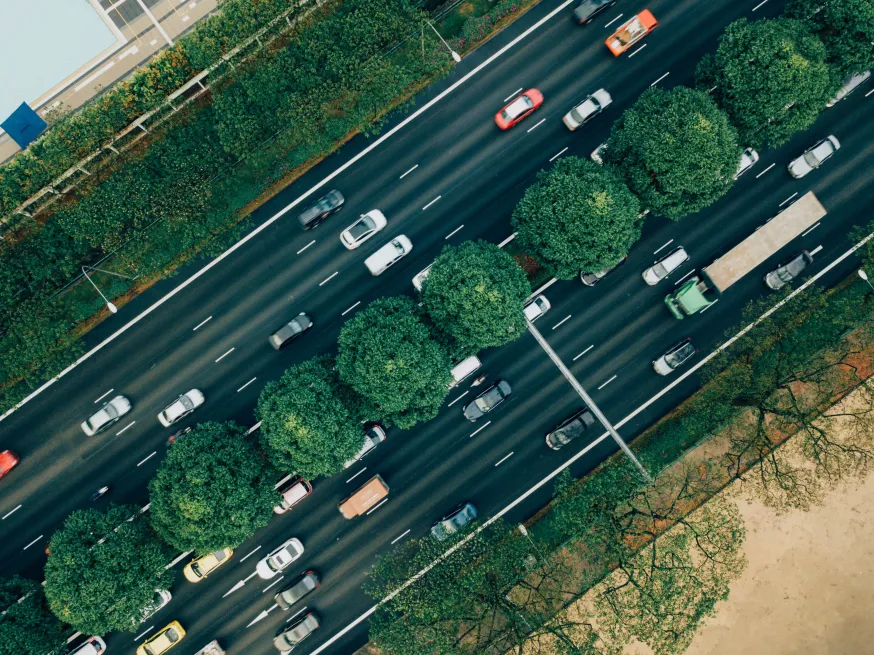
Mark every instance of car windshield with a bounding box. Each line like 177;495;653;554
349;217;374;239
475;390;499;411
777;268;795;283
191;562;204;577
804;143;831;167
651;262;668;278
666;343;695;366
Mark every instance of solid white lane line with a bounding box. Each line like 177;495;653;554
237;377;257;393
604;13;623;27
274;474;293;489
597;375;617;390
2;504;22;520
810;245;824;256
780;192;798;207
650;71;670;87
346;468;367;484
391;529;411;545
240;546;262;562
23;535;44;550
319;272;339;286
528;277;558;300
700;298;719;313
752;0;769;10
628;43;647;57
134;626;155;641
297;240;316;255
674;269;695;285
215;347;235;363
366;498;389;515
494;451;514;467
573;345;594;361
470;421;492;438
165;551;192;568
551;315;572;330
549;147;568;162
503;87;523;102
342;301;361;315
866;88;874;97
399;164;419;179
445;225;464;240
262;576;284;593
447;390;469;407
116;421;135;435
423;195;442;210
498;232;518;248
802;222;821;237
755;163;775;178
1;0;580;426
654;239;674;254
287;607;308;622
94;388;114;403
137;452;157;467
192;316;212;331
527;118;546;133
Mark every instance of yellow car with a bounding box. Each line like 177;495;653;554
183;548;233;583
137;621;185;655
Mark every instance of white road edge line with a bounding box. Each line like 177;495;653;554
319;272;339;286
192;316;212;331
297;240;316;255
215;347;235;363
0;0;580;426
445;225;465;240
305;229;874;655
573;345;594;361
422;195;442;210
2;504;22;520
237;377;258;393
650;71;670;87
470;421;492;438
604;13;623;28
94;388;114;403
494;451;515;467
756;163;775;178
342;301;361;316
165;550;192;569
527;118;546;132
498;232;518;248
653;239;674;254
391;529;411;545
447;390;469;407
399;164;419;179
549;147;568;162
347;467;367;484
503;87;523;102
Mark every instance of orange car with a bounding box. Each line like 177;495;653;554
605;10;657;56
0;450;20;480
494;89;544;130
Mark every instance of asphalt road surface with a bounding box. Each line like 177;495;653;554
1;0;873;654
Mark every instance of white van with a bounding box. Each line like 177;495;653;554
365;236;413;276
448;356;482;389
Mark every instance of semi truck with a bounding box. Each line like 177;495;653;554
665;191;826;319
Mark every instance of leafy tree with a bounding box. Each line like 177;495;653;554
149;421;277;553
786;0;874;76
700;17;837;148
603;86;740;220
512;157;642;279
422;241;529;350
0;577;68;655
337;297;452;429
257;355;367;478
43;506;173;635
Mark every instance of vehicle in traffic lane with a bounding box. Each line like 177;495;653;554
463;379;512;421
545;407;597;450
157;389;205;428
642;247;689;285
274;612;320;651
787;135;840;179
652;338;698;375
275;571;320;610
338;474;389;519
605;10;657;55
826;71;870;107
274;476;313;514
343;424;387;468
590;142;608;165
734;147;760;179
573;0;617;24
494;89;544;130
764;251;813;290
523;294;551;321
268;313;313;350
296;189;344;230
0;450;20;480
340;210;387;249
136;620;185;655
364;236;413;275
134;589;172;626
431;502;478;541
68;637;106;655
562;89;612;130
581;255;627;286
256;537;305;579
81;395;132;435
183;548;233;583
412;263;434;291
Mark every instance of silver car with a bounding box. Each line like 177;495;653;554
268;313;313;350
273;612;320;652
81;395;132;436
157;389;205;428
653;338;698;376
764;251;813;290
642;247;689;285
787;136;840;179
562;89;612;131
256;537;304;579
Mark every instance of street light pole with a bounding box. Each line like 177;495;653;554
425;20;462;63
517;524;548;563
858;269;874;293
81;266;138;315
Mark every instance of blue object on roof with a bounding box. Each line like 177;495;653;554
1;103;47;149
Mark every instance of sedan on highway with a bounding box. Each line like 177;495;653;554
183;548;233;583
133;589;172;627
296;189;344;230
268;312;313;350
764;251;814;290
734;147;760;179
81;395;132;436
256;537;304;579
606;9;658;56
274;612;320;652
274;570;320;610
573;0;617;24
494;89;543;130
545;407;596;450
653;338;698;375
340;210;387;249
581;255;627;286
157;389;205;427
136;620;185;655
343;423;387;468
787;135;840;179
0;450;19;480
431;502;478;541
562;89;612;130
68;637;106;655
463;379;512;421
642;247;689;285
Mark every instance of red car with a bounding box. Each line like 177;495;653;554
0;450;20;480
494;89;544;130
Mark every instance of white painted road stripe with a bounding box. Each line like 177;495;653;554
503;87;523;102
319;272;339;286
342;301;361;316
527;118;546;132
239;546;262;562
2;504;22;519
23;535;44;550
262;576;284;593
866;88;874;97
346;467;367;484
549;147;568;162
628;43;647;57
498;232;518;248
650;71;670;87
423;195;442;210
237;377;257;393
192;316;212;331
399;164;419;179
297;240;316;255
445;225;464;240
116;421;135;435
366;498;389;515
597;375;617;390
700;298;719;313
137;451;157;467
604;13;623;27
391;529;411;545
287;607;308;622
551;315;571;330
165;550;192;569
494;451;514;467
810;245;823;256
802;222;820;237
447;391;469;407
134;626;155;641
780;192;798;206
469;421;492;438
654;239;674;254
94;388;114;403
756;163;775;178
752;0;769;10
674;269;695;285
215;347;235;363
573;345;594;361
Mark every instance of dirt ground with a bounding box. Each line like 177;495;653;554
685;473;874;655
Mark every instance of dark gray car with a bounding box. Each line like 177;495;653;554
546;407;597;450
573;0;617;24
269;313;313;350
581;255;627;286
274;612;320;651
764;251;813;290
296;190;344;230
431;502;478;541
463;379;512;421
274;571;320;610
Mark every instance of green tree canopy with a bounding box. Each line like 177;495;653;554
148;421;277;553
257;355;367;478
337;297;452;429
422;241;530;349
0;577;68;655
700;17;837;148
512;157;642;278
43;506;173;635
603;86;740;220
786;0;874;76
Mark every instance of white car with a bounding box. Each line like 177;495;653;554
826;71;870;107
68;637;107;655
642;247;689;285
157;389;205;428
343;424;387;469
412;263;434;291
787;136;840;179
364;236;413;276
134;589;172;626
653;338;698;376
340;210;387;249
734;147;760;179
81;395;132;436
562;89;612;130
590;142;608;165
256;538;304;579
523;295;551;321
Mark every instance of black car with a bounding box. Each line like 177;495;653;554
580;255;627;286
545;407;597;450
274;570;320;610
764;251;813;291
296;189;345;230
463;379;512;421
573;0;617;24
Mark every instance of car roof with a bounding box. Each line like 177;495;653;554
505;96;532;116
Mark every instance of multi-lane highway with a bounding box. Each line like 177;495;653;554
1;0;873;654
